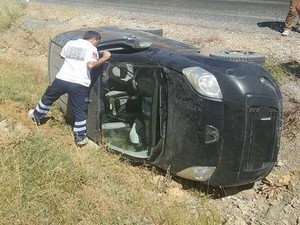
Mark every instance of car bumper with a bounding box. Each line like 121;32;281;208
176;162;275;187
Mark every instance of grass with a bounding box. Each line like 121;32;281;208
0;58;47;105
0;132;85;224
0;0;24;31
0;121;219;224
265;59;295;84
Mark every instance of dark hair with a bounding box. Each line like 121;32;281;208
83;30;101;40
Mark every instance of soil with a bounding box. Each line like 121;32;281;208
1;2;300;224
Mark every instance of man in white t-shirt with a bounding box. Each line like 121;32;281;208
28;30;111;147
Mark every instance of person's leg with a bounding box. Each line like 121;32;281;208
29;78;67;124
296;2;300;13
67;83;89;145
283;0;298;35
296;1;300;31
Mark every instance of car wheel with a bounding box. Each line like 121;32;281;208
210;50;265;65
125;25;163;36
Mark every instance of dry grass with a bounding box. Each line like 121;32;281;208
0;113;219;224
0;0;23;30
0;57;46;105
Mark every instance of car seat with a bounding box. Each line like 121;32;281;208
104;65;141;123
131;67;156;148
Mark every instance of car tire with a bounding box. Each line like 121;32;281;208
210;50;265;65
125;25;163;36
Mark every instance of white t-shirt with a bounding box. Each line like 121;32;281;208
56;39;99;87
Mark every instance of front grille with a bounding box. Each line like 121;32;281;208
243;96;280;171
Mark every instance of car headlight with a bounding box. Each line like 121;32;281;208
182;67;222;99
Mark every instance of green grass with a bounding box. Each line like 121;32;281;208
0;0;24;31
0;125;219;224
265;60;295;84
0;57;47;106
0;132;85;224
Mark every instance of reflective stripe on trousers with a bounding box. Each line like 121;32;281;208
34;78;89;140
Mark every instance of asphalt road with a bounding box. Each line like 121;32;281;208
34;0;289;33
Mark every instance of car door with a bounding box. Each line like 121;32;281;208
86;52;165;161
86;65;104;144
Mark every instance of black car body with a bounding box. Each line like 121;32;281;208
48;27;282;187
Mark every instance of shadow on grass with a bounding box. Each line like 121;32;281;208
135;164;254;199
40;116;55;125
172;176;254;199
281;61;300;78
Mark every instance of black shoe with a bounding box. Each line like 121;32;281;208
76;137;89;147
28;109;40;125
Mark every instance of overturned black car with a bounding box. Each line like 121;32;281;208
48;26;282;187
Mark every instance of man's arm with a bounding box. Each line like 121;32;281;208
87;51;111;70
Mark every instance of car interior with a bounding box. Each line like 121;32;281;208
100;61;161;159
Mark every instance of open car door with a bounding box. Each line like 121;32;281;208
86;56;166;161
86;66;104;144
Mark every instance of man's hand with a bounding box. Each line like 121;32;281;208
102;51;111;61
87;51;111;70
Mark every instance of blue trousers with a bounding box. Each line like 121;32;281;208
34;78;89;141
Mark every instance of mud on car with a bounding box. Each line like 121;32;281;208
48;26;282;187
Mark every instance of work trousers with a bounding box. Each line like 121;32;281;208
284;0;300;30
34;78;89;141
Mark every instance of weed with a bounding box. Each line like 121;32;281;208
0;0;24;31
0;57;46;106
265;60;294;84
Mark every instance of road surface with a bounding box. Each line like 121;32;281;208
34;0;290;33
